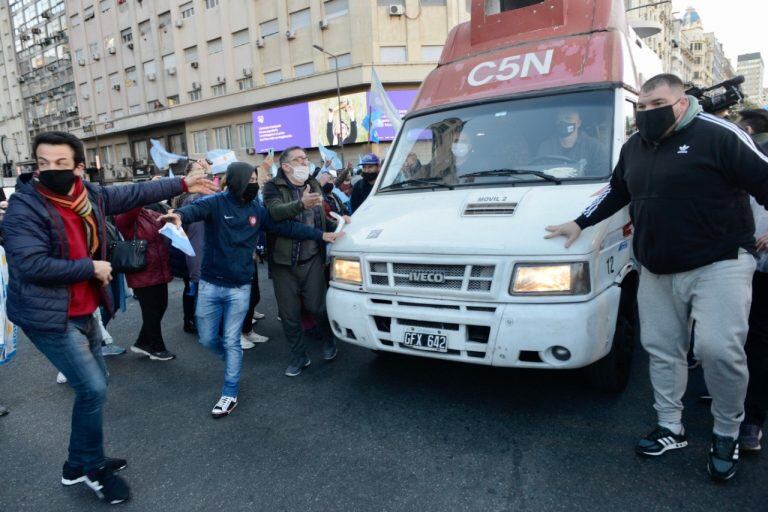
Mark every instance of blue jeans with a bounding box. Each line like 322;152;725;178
196;280;250;397
24;314;107;471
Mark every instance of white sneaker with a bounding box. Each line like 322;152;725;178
243;331;269;344
211;396;237;418
240;334;255;350
56;372;67;384
252;310;266;320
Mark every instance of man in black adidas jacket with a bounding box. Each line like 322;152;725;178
545;74;768;482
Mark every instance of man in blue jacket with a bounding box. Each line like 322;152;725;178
161;161;343;419
2;131;215;504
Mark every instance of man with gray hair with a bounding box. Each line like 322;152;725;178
545;73;768;482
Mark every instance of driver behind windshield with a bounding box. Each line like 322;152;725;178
536;109;609;177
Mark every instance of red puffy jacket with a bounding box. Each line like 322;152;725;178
115;207;172;289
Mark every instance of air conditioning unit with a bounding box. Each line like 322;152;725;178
167;66;177;76
92;53;101;61
17;76;25;83
127;42;134;50
147;72;157;81
41;10;51;19
389;4;405;16
122;157;133;166
255;37;264;48
174;18;183;28
242;67;252;77
216;76;226;84
31;27;41;35
190;61;199;69
285;29;296;40
67;105;78;114
78;58;86;66
108;46;116;54
191;81;201;90
319;19;329;30
245;148;256;155
112;84;121;91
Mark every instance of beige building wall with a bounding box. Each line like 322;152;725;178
64;0;470;180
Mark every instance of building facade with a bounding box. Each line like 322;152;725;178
624;0;674;73
669;16;693;85
64;0;471;181
0;0;30;169
737;52;765;107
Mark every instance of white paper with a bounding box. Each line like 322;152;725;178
159;222;195;257
329;212;345;233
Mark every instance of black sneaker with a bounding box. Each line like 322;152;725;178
84;465;130;504
211;396;238;418
322;338;338;361
635;426;688;456
183;320;197;334
708;433;739;482
285;355;311;377
149;350;176;361
62;457;127;486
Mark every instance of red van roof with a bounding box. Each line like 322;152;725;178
411;0;635;114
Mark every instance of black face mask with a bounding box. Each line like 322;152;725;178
363;172;379;183
38;169;76;195
242;183;259;203
322;183;334;195
555;121;577;138
635;100;681;143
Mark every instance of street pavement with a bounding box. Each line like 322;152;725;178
1;276;766;511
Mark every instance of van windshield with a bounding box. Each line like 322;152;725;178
379;90;615;191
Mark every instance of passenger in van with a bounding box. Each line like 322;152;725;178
536;109;609;176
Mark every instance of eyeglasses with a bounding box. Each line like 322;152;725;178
289;155;309;163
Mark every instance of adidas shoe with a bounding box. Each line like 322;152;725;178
708;433;739;482
84;465;130;505
62;457;127;486
211;396;238;418
635;426;688;456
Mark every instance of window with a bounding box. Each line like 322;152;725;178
329;52;351;68
180;2;194;18
113;109;124;120
421;45;443;61
121;28;132;43
70;13;80;28
264;69;282;84
163;54;176;71
148;99;163;110
158;11;172;29
75;48;84;62
192;130;208;153
116;143;129;163
214;126;232;148
290;8;311;29
167;95;180;106
325;0;349;19
205;0;220;9
87;148;98;166
211;83;226;97
260;18;278;38
84;6;95;21
189;89;202;101
144;60;157;77
380;46;407;63
184;46;198;63
294;62;314;78
133;140;148;161
94;77;104;93
168;134;186;154
421;0;447;5
139;20;150;38
100;0;113;13
129;104;142;115
233;29;249;47
109;72;120;89
208;38;222;55
101;145;113;165
125;67;137;86
378;0;403;4
89;42;99;58
237;122;254;149
237;77;254;90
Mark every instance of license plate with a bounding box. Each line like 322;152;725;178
403;331;448;352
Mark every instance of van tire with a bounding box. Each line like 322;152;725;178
585;275;639;393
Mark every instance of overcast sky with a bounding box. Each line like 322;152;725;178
671;0;768;86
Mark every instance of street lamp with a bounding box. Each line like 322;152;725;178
312;44;345;166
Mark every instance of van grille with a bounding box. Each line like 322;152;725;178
368;262;495;293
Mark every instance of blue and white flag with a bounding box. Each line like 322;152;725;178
206;149;238;175
369;68;402;133
318;143;343;170
149;139;184;176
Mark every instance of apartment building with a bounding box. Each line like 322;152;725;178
737;52;765;106
65;0;470;181
0;1;30;169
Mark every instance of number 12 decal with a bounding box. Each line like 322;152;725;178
606;256;615;274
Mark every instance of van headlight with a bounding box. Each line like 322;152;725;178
510;263;590;295
332;257;363;285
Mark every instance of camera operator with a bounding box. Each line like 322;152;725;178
545;74;768;482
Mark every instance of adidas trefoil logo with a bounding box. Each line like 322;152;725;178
677;144;690;155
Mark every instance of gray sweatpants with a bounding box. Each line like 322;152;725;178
638;251;756;438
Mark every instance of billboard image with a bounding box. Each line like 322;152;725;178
253;89;418;153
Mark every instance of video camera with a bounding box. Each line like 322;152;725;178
685;75;745;114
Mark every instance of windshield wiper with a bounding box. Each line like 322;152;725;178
462;169;562;185
379;178;455;191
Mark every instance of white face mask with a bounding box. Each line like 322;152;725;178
451;142;470;159
291;165;310;183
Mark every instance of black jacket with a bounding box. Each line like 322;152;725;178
575;112;768;274
351;178;373;212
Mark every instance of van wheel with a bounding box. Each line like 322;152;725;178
585;276;638;393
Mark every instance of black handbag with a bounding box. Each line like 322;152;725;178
106;219;147;273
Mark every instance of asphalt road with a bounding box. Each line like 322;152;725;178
1;277;766;511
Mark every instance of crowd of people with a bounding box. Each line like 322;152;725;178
0;72;767;505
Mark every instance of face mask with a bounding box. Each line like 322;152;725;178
242;183;259;203
635;99;681;143
291;165;310;183
322;183;334;194
363;172;379;183
556;121;577;138
38;169;76;195
451;142;469;159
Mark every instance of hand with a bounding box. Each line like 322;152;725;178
184;174;218;195
342;215;352;224
544;221;582;248
757;231;768;252
196;159;212;173
158;211;182;227
93;260;113;287
301;185;323;209
322;232;345;243
325;158;334;169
